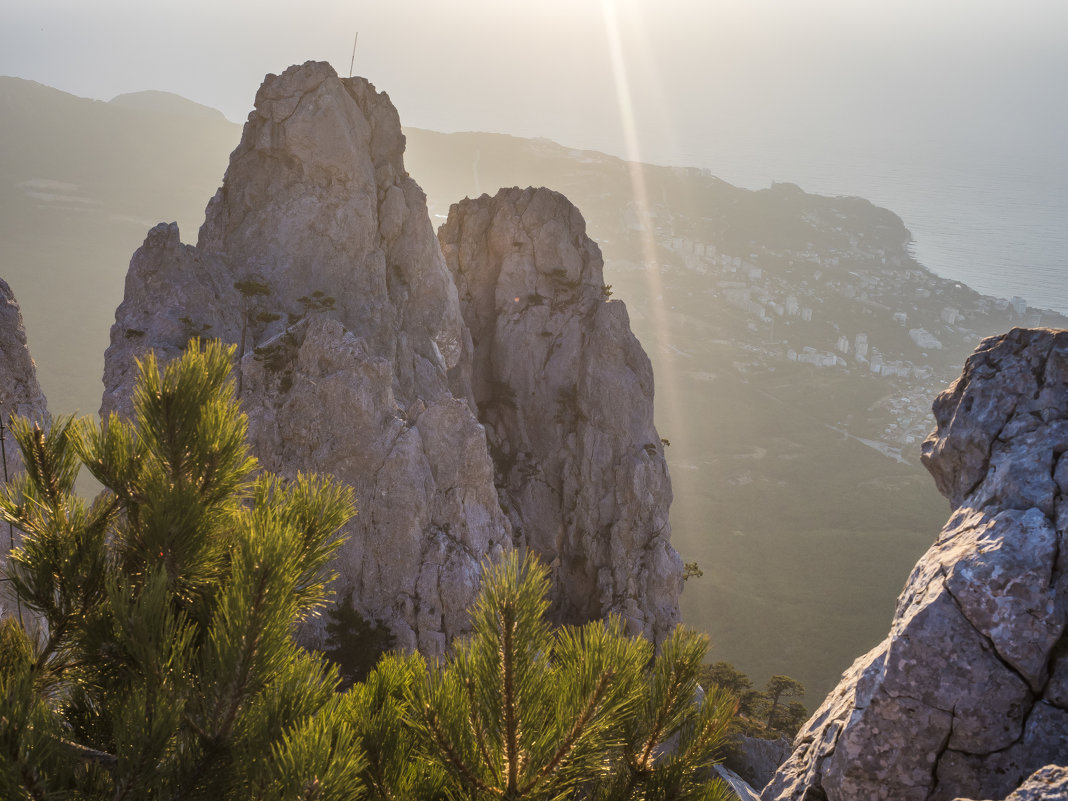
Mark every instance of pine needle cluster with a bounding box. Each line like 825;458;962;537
0;342;359;800
0;342;738;801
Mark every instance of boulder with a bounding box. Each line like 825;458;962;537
763;328;1068;801
952;765;1068;801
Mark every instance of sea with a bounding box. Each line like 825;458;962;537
666;128;1068;318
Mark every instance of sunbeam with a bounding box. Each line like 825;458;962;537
599;0;685;453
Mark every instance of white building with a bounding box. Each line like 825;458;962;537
854;333;869;361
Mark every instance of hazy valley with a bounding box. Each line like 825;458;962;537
3;74;1066;704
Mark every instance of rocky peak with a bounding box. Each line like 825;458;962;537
102;62;500;654
0;278;48;434
764;327;1068;801
195;61;469;403
440;187;682;640
101;64;682;653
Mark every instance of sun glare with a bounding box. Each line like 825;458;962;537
599;0;683;440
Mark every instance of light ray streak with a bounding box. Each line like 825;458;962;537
600;0;684;446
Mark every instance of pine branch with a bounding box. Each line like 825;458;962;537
424;705;496;797
214;567;270;742
499;602;521;795
56;736;118;770
466;675;501;787
639;662;688;769
520;668;613;796
30;424;61;510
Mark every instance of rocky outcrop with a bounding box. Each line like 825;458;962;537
763;328;1068;801
725;735;792;792
102;62;507;654
957;765;1068;801
951;765;1068;801
439;187;682;640
0;277;49;617
0;279;48;435
101;63;681;652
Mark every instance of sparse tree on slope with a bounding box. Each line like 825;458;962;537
763;675;805;733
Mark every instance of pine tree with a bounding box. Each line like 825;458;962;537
0;341;743;801
763;675;805;732
0;341;363;800
408;553;737;801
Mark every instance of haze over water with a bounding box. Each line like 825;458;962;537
674;122;1068;317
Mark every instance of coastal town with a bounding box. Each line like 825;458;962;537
600;177;1067;457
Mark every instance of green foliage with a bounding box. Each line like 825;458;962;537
409;552;736;801
682;562;703;582
297;291;336;312
233;279;272;298
762;675;805;733
699;662;808;740
347;653;448;801
699;663;751;698
0;341;359;800
0;342;744;800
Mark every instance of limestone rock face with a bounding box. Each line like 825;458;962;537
102;63;682;654
101;62;507;653
439;187;682;641
0;278;48;433
0;277;48;616
763;328;1068;801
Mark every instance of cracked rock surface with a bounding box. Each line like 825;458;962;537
440;187;682;641
102;62;507;654
763;328;1068;801
952;764;1068;801
101;64;682;653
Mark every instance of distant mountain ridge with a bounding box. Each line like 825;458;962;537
108;89;229;121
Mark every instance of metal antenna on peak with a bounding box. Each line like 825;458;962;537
349;32;359;78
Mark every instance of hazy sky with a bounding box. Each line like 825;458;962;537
3;0;1067;175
